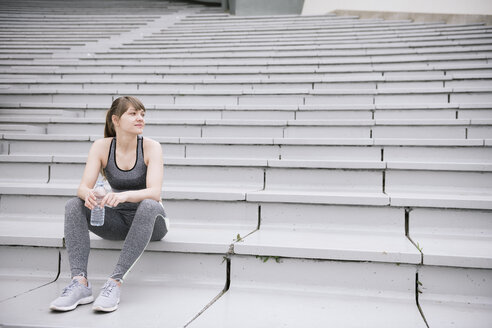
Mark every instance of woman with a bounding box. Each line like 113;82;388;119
50;96;169;312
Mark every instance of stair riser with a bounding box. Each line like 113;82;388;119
1;122;490;139
3;80;492;90
2;92;491;106
0;194;258;226
3;139;492;163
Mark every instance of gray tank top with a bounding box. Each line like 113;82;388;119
104;135;147;193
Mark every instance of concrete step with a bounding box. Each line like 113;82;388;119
248;189;491;211
1;154;490;201
128;39;492;53
418;265;492;328
0;124;45;134
0;155;268;188
2;135;491;163
0;157;490;208
149;35;492;48
0;183;258;254
0;39;99;43
0;21;149;27
94;45;492;58
167;21;489;33
0;246;226;327
125;31;492;44
173;17;410;28
2;71;488;82
2;102;486;121
0;150;453;177
0;27;138;32
162;21;486;34
1;87;492;106
0;17;163;23
2;62;491;75
0;188;490;268
235;203;420;264
161;20;490;30
1;117;491;139
188;255;427;328
409;208;492;268
144;30;492;45
0;200;418;266
0;182;412;268
138;35;492;49
2;50;491;67
0;212;255;255
0;108;78;117
3;70;491;83
2;76;492;91
385;168;492;209
71;52;492;65
0;243;430;327
162;23;490;33
0;245;59;302
5;102;488;120
234;203;491;268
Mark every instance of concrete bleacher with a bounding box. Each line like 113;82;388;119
0;0;491;327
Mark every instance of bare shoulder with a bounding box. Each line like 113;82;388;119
91;137;112;152
89;138;112;165
143;137;161;151
143;137;162;160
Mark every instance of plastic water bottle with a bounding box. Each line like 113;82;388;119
90;180;107;226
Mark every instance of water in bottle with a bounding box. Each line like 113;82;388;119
90;180;107;226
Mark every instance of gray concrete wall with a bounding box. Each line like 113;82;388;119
302;0;492;16
228;0;305;16
332;9;492;26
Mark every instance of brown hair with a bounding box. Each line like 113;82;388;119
104;96;146;138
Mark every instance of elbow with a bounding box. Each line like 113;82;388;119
150;188;162;202
76;186;86;200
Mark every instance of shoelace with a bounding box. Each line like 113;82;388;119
61;280;79;297
101;281;116;298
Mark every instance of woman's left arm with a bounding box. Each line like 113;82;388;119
101;139;163;207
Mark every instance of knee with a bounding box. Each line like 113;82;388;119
65;197;86;219
138;199;162;213
136;199;166;222
65;197;84;212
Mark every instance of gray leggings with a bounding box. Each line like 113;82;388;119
64;197;168;281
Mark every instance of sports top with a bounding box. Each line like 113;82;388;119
103;135;147;192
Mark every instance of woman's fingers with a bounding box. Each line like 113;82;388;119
110;193;121;207
100;193;110;208
85;191;97;210
101;192;119;208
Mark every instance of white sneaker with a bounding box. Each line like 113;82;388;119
49;279;93;312
92;279;121;312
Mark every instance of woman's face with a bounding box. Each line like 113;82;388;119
113;106;145;135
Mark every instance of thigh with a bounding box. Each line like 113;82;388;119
87;206;130;241
133;199;168;241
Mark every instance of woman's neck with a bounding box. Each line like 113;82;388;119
115;132;138;153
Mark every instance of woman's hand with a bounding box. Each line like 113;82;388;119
84;190;97;210
101;192;128;208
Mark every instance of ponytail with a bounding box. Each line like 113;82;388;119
104;107;116;138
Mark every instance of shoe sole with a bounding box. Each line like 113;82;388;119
49;295;94;312
92;300;119;312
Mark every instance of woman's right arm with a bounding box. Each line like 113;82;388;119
77;139;106;210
